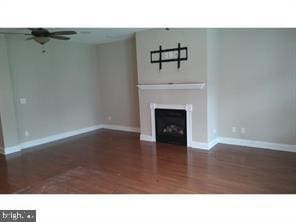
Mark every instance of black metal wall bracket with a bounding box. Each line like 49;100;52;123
150;43;188;70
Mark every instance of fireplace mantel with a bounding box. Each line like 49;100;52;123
137;83;205;90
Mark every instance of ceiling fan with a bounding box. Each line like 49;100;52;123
0;28;77;45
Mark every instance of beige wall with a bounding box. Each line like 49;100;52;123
136;28;296;146
206;29;219;142
0;35;19;148
96;38;140;128
136;29;207;84
6;36;102;143
213;29;296;145
136;29;209;142
1;35;140;152
0;116;4;149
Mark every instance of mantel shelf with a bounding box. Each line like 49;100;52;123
137;83;205;90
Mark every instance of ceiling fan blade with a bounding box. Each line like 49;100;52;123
0;32;30;35
28;28;47;31
50;31;77;35
50;35;70;40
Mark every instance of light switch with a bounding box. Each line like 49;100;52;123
20;98;27;104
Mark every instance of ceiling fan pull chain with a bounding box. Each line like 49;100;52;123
42;45;46;53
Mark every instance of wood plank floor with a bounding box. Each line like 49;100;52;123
0;129;296;194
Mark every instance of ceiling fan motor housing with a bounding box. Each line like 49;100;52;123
31;28;51;37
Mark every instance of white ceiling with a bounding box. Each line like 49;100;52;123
0;28;146;44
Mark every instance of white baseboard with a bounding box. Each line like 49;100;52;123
140;134;155;142
102;124;140;133
218;137;296;153
21;125;103;150
190;141;209;150
140;134;218;150
190;138;219;150
2;145;22;155
2;124;140;155
2;124;295;155
208;138;219;149
3;125;103;155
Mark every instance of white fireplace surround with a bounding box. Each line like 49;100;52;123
149;103;193;147
140;103;219;150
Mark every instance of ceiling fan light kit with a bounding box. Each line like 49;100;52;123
33;36;50;45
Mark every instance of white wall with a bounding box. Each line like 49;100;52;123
96;38;140;128
5;36;102;143
0;35;19;149
213;29;296;145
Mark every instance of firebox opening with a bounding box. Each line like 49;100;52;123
155;108;187;146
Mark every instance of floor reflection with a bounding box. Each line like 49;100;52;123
0;155;9;193
1;130;296;193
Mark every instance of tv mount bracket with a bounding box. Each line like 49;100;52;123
150;43;188;70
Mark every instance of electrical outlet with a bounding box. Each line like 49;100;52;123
25;131;29;137
108;116;112;121
232;127;236;133
20;98;27;104
241;128;246;134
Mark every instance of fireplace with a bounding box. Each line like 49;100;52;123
155;109;187;146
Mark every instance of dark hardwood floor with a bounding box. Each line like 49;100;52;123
0;129;295;194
